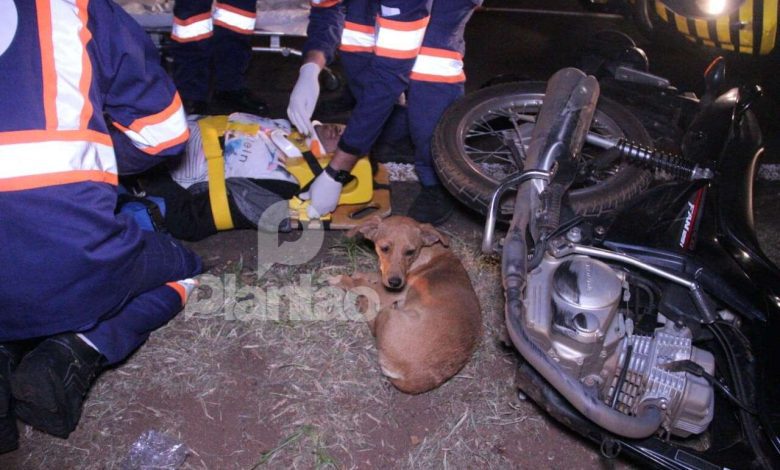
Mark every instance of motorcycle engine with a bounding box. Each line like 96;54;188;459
524;254;715;437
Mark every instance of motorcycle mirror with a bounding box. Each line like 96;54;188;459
702;56;726;103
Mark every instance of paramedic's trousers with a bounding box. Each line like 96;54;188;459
171;0;257;102
80;232;201;365
339;0;478;187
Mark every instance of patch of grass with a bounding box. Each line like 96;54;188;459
250;425;339;469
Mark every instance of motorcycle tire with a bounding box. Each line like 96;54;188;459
432;82;654;217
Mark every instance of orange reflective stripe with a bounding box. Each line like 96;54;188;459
374;47;418;59
418;47;461;60
213;21;254;35
213;2;256;34
374;15;429;59
112;94;189;155
214;2;255;18
0;170;118;192
172;13;213;42
340;21;376;53
140;129;190;155
127;94;184;132
172;31;214;43
411;47;465;83
76;0;93;130
311;0;340;7
376;16;429;31
36;0;57;130
340;44;375;53
174;12;212;26
0;129;112;146
165;281;187;305
345;21;375;34
409;71;465;83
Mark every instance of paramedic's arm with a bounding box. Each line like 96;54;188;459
100;1;189;175
288;1;345;135
304;0;430;217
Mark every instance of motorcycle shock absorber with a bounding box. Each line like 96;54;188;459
614;139;714;180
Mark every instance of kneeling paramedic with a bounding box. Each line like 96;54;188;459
0;0;201;450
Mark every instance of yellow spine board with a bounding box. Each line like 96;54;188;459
198;116;235;231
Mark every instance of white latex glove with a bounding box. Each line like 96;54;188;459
287;62;321;138
299;171;343;218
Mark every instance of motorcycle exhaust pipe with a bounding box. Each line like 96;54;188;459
504;68;664;439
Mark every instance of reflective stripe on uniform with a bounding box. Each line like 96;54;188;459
374;16;429;59
112;95;189;156
172;12;213;42
0;131;117;191
39;0;93;131
339;21;375;53
410;47;465;83
310;0;340;7
213;2;256;34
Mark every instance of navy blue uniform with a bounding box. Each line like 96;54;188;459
171;0;257;102
0;0;201;364
305;0;479;185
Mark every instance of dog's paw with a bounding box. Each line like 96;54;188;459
327;274;355;289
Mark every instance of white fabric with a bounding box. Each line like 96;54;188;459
0;0;18;57
341;26;375;48
287;62;321;137
0;140;117;179
412;54;464;78
172;16;212;40
51;0;88;130
118;1;311;36
121;102;188;152
169;114;297;188
213;4;256;32
173;120;208;188
375;21;426;53
299;170;342;218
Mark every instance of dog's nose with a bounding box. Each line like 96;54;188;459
387;277;403;288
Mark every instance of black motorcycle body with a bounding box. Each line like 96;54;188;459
495;66;780;469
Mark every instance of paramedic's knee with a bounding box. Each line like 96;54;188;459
133;231;203;294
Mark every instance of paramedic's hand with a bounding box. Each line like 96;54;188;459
288;62;321;138
299;171;342;219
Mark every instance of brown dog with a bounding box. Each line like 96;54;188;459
334;216;482;394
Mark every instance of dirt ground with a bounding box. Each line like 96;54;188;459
2;179;777;469
1;184;621;469
3;2;780;469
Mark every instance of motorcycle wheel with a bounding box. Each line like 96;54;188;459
432;82;654;217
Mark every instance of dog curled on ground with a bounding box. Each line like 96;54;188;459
331;215;482;394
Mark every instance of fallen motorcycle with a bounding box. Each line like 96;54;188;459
433;62;780;469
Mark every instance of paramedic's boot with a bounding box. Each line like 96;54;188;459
212;89;269;115
0;343;26;453
11;334;105;438
408;185;455;226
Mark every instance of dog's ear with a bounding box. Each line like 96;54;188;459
419;224;450;247
346;216;382;241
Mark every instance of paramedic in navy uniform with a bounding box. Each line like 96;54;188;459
0;0;201;451
287;0;481;225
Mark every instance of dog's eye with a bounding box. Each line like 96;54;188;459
404;249;415;257
380;245;390;253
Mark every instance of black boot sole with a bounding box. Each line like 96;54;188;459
11;365;75;439
0;418;18;454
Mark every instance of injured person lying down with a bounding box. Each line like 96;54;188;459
123;113;345;241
